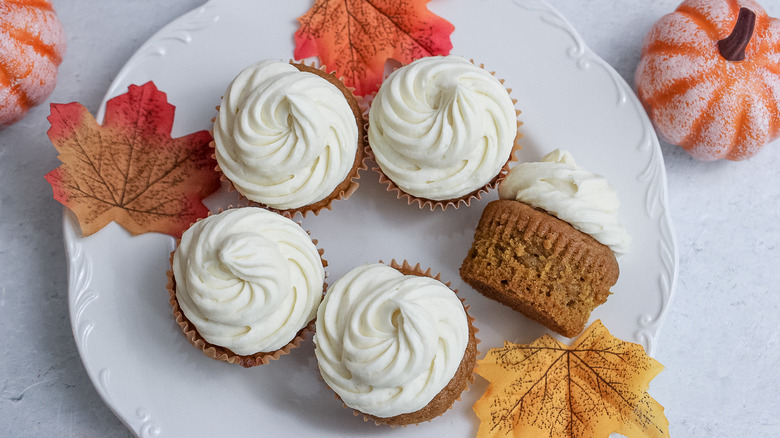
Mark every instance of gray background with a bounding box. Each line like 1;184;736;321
1;0;778;436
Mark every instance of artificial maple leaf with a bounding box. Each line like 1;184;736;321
474;320;669;438
294;0;454;96
45;82;220;238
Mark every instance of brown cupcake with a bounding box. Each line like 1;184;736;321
366;55;521;210
460;200;619;338
167;207;327;367
212;60;366;218
314;260;478;425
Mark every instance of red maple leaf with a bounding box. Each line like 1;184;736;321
45;82;220;238
294;0;454;96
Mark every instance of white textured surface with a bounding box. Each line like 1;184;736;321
0;1;777;437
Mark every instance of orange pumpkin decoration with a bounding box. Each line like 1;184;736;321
635;0;780;161
0;0;65;128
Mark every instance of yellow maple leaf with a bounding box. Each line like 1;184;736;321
474;320;669;438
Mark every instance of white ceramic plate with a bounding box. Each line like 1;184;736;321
65;0;678;436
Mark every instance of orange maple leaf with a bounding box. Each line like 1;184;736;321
45;82;220;238
474;320;669;438
294;0;454;96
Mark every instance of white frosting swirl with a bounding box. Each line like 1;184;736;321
173;207;324;355
214;60;359;209
498;149;631;255
368;55;518;201
314;263;468;418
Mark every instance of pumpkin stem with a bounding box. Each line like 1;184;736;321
718;7;756;62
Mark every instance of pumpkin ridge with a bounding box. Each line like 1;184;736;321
748;18;780;65
0;22;63;65
753;55;780;72
675;75;727;154
643;39;711;60
640;69;710;108
727;92;751;160
1;0;54;12
0;59;33;109
756;72;780;139
687;78;743;159
636;44;716;98
675;5;725;43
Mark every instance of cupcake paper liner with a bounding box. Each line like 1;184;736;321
210;61;367;219
365;59;523;211
166;207;328;368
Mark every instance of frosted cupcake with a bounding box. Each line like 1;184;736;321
367;55;520;209
314;261;477;425
169;207;325;367
460;150;630;337
213;60;365;216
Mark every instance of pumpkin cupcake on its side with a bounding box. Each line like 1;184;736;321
460;150;630;338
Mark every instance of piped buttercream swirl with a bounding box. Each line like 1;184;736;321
368;55;518;201
214;60;359;209
173;207;324;355
314;263;468;418
498;149;631;255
